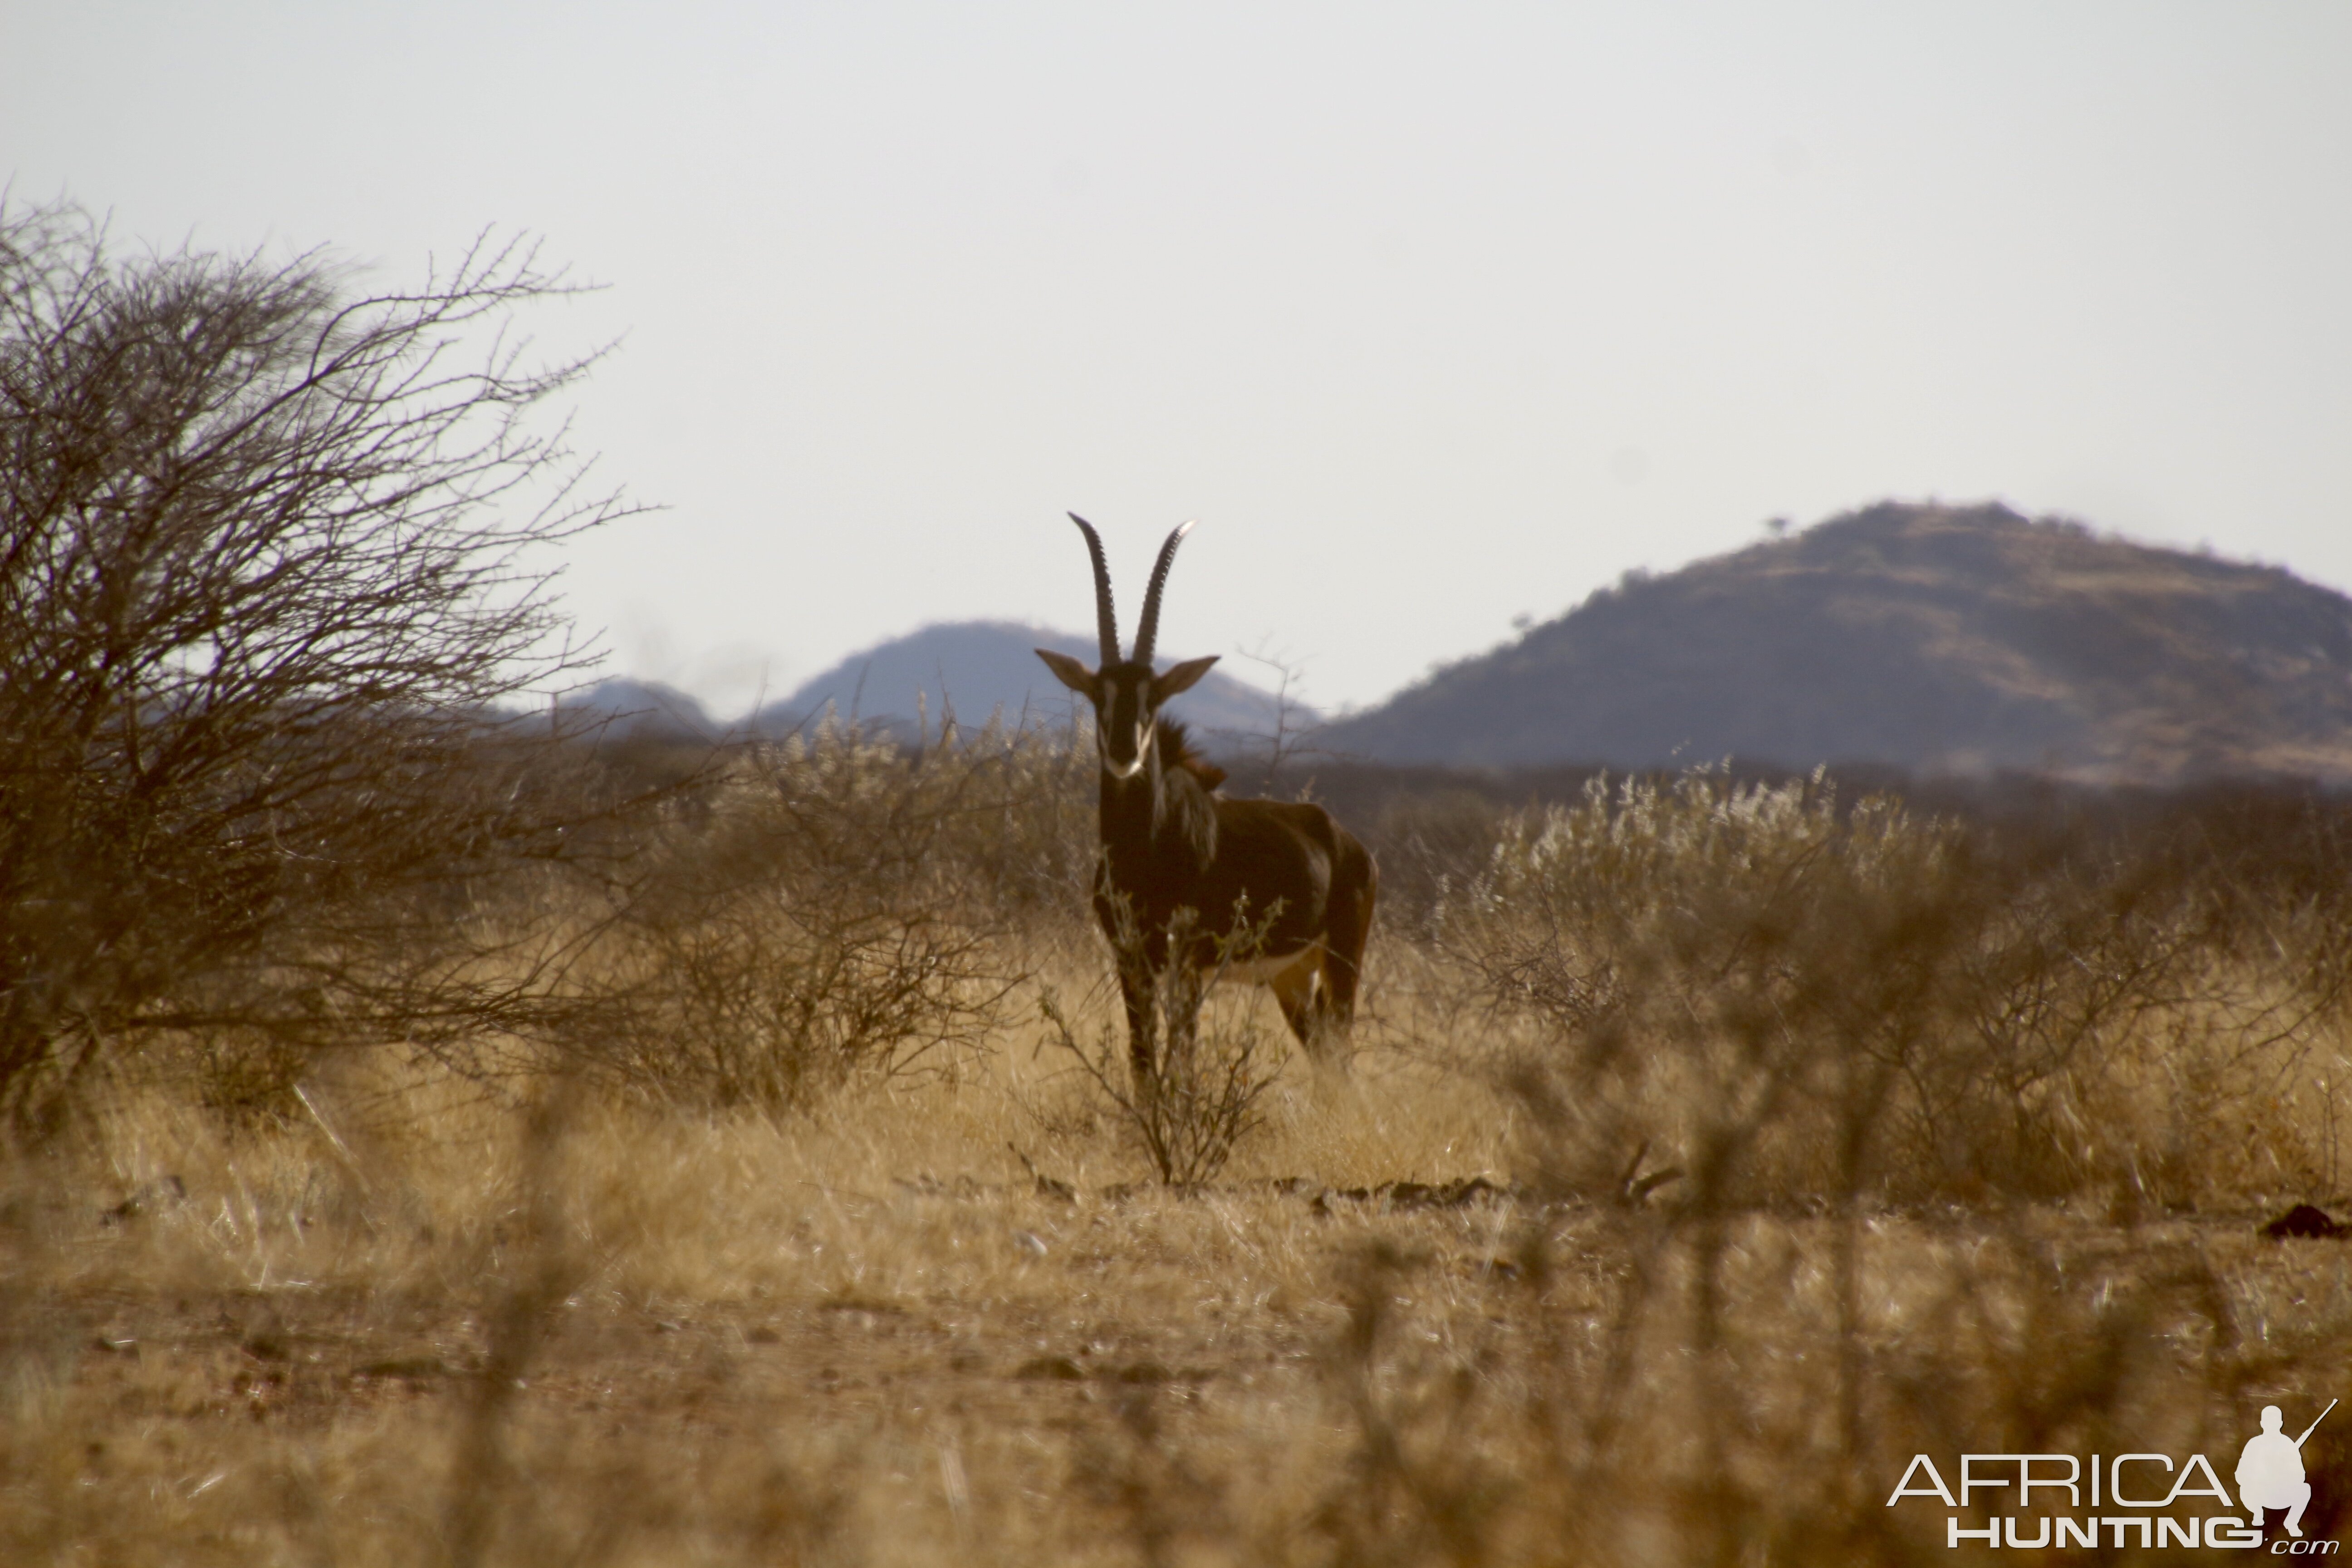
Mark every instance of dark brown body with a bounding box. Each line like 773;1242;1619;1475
1093;721;1377;1070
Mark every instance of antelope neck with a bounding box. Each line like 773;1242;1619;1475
1099;730;1215;872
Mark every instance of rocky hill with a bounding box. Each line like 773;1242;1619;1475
1323;502;2352;785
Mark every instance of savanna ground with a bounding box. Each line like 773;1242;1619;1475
8;736;2352;1568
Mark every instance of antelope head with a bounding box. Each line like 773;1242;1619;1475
1037;514;1220;780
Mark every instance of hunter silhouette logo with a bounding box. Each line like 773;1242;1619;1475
1886;1398;2339;1551
2241;1400;2334;1539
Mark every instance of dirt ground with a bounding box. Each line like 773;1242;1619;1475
20;1151;2352;1565
10;959;2352;1566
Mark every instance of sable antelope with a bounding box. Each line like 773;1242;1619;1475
1037;514;1377;1091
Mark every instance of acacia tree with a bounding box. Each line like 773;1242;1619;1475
0;201;643;1120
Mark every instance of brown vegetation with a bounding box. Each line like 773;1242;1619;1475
10;202;2352;1565
8;720;2352;1565
0;199;647;1130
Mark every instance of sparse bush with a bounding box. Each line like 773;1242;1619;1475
0;199;642;1126
1038;907;1279;1189
558;722;1081;1109
902;713;1104;935
1438;768;2346;1207
1365;787;1503;934
1038;888;1294;1189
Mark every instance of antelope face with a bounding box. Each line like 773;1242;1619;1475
1036;652;1220;782
1095;663;1156;779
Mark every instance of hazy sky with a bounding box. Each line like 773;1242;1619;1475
7;2;2347;718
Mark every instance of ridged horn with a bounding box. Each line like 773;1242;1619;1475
1133;520;1195;667
1067;513;1120;667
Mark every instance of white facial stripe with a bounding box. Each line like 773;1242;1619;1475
1098;725;1147;778
1092;684;1159;780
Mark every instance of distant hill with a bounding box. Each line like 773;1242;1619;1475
751;620;1313;744
1324;502;2352;785
556;677;720;742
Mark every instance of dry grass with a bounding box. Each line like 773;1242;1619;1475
0;965;1521;1567
11;764;2352;1564
9;957;2352;1566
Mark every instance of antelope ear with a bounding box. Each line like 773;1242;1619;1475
1035;648;1098;695
1151;655;1219;703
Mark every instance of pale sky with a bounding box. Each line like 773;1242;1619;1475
6;2;2347;719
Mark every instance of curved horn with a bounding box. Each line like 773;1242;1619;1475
1132;520;1195;667
1067;513;1120;666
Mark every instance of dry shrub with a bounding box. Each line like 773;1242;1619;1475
1361;788;1505;936
1037;906;1283;1190
557;720;1092;1109
0;199;661;1130
1438;768;2348;1208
